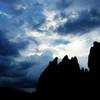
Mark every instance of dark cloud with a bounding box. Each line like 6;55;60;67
0;30;29;56
0;0;46;88
0;30;18;56
0;56;34;87
0;30;35;87
0;53;52;87
0;58;37;87
57;9;100;34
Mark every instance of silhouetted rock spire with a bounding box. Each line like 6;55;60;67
71;56;80;72
88;41;100;73
62;55;69;62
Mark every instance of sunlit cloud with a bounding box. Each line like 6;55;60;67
19;28;100;69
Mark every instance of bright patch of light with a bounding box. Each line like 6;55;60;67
22;30;100;61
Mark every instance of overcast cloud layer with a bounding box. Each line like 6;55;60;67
0;0;100;88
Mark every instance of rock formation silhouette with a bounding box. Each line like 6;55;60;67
0;41;100;99
37;41;100;98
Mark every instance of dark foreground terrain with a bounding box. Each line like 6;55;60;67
0;41;100;99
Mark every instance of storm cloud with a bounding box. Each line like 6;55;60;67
0;0;100;88
0;0;46;87
57;8;100;34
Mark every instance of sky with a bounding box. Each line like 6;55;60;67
0;0;100;88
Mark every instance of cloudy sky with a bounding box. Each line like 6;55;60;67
0;0;100;88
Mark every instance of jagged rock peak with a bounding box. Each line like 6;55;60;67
71;56;78;61
62;55;69;62
52;57;58;63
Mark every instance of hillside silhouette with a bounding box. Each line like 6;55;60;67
0;41;100;98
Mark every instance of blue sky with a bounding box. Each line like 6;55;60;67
0;0;100;88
